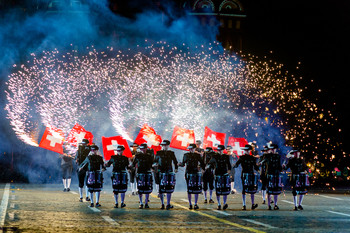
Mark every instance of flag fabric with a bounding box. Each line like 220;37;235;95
170;126;195;151
66;123;94;147
39;125;65;154
134;123;162;154
227;137;248;156
203;126;226;149
101;136;132;160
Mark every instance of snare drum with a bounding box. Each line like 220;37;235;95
159;172;176;193
86;171;103;192
292;173;309;195
267;174;282;195
186;172;202;194
215;173;231;195
111;171;128;193
137;172;153;194
242;173;258;194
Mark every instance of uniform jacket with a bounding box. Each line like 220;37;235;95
154;150;178;173
209;153;232;175
133;150;154;173
234;154;259;174
80;153;105;171
181;152;205;174
106;154;129;173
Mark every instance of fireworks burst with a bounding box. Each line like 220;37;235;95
5;41;343;164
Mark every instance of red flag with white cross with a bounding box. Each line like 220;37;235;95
170;126;195;151
203;126;226;149
101;136;132;160
134;123;162;154
39;125;65;154
66;123;94;147
227;137;248;156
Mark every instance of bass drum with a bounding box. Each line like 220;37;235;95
86;171;103;192
292;173;309;195
242;173;258;194
159;172;176;193
137;172;153;194
267;174;282;195
215;173;231;195
111;172;128;193
186;172;202;194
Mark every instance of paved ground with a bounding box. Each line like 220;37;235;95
1;183;350;232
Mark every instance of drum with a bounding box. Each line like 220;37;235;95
292;173;309;195
159;172;176;193
186;172;202;194
242;173;258;194
137;172;153;194
111;172;128;193
215;173;231;195
86;171;103;192
267;174;282;195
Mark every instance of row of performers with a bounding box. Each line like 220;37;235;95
75;139;309;211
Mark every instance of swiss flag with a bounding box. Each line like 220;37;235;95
66;123;94;147
101;136;132;160
203;126;226;149
227;137;248;156
39;125;65;154
170;126;195;151
134;123;162;154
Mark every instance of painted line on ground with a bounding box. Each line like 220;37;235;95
181;199;189;203
211;209;233;216
151;194;265;233
281;200;308;206
70;191;78;195
327;210;350;217
88;206;101;213
317;195;343;201
242;219;278;229
102;216;120;226
0;183;10;227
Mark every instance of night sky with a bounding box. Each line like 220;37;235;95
242;0;350;144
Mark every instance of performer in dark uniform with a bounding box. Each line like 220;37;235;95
129;143;139;195
283;148;308;210
60;142;74;192
226;145;238;194
154;140;178;210
208;145;231;210
133;143;154;209
261;144;283;210
75;138;91;202
233;144;259;210
179;143;205;210
195;140;204;155
259;146;268;204
79;145;105;207
105;145;129;208
202;147;215;204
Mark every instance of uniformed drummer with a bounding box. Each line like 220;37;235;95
208;145;231;210
75;138;91;202
79;145;105;207
283;148;308;210
261;143;283;210
105;145;129;208
179;143;205;210
154;140;178;210
226;145;238;194
133;143;154;209
233;144;259;210
259;146;269;204
202;147;215;204
129;143;139;195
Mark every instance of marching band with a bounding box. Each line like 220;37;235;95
71;139;310;211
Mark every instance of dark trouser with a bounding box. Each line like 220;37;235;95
78;170;86;188
229;169;235;182
203;170;214;191
153;170;160;185
129;168;136;183
62;164;73;179
261;175;267;191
